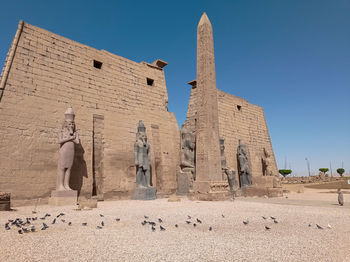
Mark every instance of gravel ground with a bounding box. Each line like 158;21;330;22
1;193;349;262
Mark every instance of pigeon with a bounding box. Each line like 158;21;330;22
52;219;56;224
265;226;271;230
5;224;11;230
152;226;156;232
243;220;249;225
209;227;212;231
327;224;332;229
149;222;156;226
160;225;166;231
101;221;104;227
144;216;149;219
270;216;276;220
8;219;14;223
141;221;146;226
316;224;323;229
262;216;267;220
158;218;163;223
68;222;72;226
196;218;202;224
222;214;225;218
30;226;36;232
115;218;120;222
308;223;312;227
32;217;37;221
175;224;178;228
186;221;191;224
45;213;51;217
193;223;197;227
22;227;30;233
273;220;278;224
18;229;23;234
82;223;87;226
97;226;102;229
61;219;66;223
187;215;191;219
99;214;104;217
59;213;65;216
41;226;47;231
43;223;48;229
40;217;46;220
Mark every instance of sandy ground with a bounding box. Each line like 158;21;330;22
1;189;349;262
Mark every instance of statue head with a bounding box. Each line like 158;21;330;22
263;148;270;158
219;138;225;152
136;120;147;142
238;140;247;155
62;107;76;134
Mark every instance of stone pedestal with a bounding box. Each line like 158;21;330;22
48;190;77;206
240;186;283;197
177;171;193;195
190;181;234;201
132;187;156;200
0;192;11;211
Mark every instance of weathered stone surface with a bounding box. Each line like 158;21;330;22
237;141;252;187
0;21;180;202
49;189;77;206
177;171;193;195
195;13;222;182
132;187;156;200
0;192;11;211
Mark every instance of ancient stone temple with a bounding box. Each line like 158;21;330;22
0;14;280;204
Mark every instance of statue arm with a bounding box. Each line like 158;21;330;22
134;143;139;166
58;133;74;145
73;131;80;144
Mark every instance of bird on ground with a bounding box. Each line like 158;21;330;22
41;226;47;231
82;223;87;226
187;215;191;219
327;224;332;229
59;213;65;216
243;220;249;225
175;224;178;228
18;229;23;234
22;227;30;233
186;221;191;224
193;223;197;227
144;216;149;219
32;217;37;221
68;222;72;226
141;221;146;226
270;216;276;220
273;220;278;224
40;217;46;220
101;221;104;227
61;219;66;223
209;227;212;231
160;225;165;231
149;222;156;226
262;216;267;220
196;218;202;224
158;218;163;223
5;224;10;230
45;213;51;217
52;219;56;224
265;226;271;230
316;224;323;229
30;226;35;232
42;223;48;229
222;214;225;218
308;223;312;227
97;226;102;229
115;218;120;222
152;226;156;232
99;214;104;217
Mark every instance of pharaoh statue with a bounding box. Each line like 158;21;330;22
262;147;281;188
237;140;252;187
220;138;237;191
134;120;151;188
56;107;80;191
180;126;195;174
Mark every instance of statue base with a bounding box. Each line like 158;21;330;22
177;171;194;195
189;181;234;201
0;192;11;211
238;186;283;197
48;190;78;206
132;187;156;200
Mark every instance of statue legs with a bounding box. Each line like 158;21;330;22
56;168;66;191
63;168;72;190
145;168;151;187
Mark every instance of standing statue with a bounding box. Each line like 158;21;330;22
220;138;237;191
180;126;195;171
237;140;252;187
57;107;80;191
262;147;281;188
134;120;151;188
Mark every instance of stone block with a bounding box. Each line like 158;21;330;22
0;192;11;211
48;190;77;206
177;171;193;195
132;187;156;200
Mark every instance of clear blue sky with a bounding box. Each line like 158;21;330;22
1;0;349;176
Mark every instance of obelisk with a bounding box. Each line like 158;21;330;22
195;13;222;182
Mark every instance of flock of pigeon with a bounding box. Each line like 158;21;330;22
3;212;332;234
3;212;121;234
140;214;212;232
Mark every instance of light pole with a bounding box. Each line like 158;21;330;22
305;158;311;177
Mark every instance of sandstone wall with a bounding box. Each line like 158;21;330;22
0;21;179;201
185;86;278;186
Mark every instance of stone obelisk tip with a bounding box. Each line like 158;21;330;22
198;12;211;26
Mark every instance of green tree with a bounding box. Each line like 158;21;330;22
319;168;329;174
336;168;345;177
279;169;292;177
